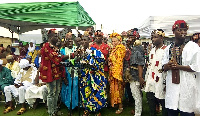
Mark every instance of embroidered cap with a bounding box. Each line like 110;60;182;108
172;20;189;31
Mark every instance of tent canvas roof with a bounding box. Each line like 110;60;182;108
139;15;200;38
0;2;95;34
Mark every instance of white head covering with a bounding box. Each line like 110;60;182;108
28;39;36;52
19;59;31;69
0;59;3;65
30;39;36;44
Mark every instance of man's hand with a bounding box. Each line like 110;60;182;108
163;86;166;92
14;83;22;88
171;61;179;70
164;59;174;71
139;77;145;88
63;78;68;86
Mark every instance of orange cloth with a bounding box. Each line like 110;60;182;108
108;44;126;81
108;44;126;107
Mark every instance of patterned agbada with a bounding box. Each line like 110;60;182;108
108;44;126;107
145;45;167;99
80;47;107;112
90;43;110;72
39;42;63;83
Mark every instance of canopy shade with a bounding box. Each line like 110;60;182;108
0;2;95;34
139;15;200;38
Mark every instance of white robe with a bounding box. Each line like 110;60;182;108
25;79;47;107
4;66;37;103
145;46;166;99
162;41;200;113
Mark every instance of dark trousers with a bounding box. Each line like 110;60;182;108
168;109;195;116
160;99;168;116
146;92;168;116
146;92;156;116
125;82;134;103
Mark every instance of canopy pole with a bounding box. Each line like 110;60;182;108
76;26;79;37
94;25;96;31
12;32;13;43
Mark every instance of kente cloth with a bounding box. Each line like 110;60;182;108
27;46;40;68
0;67;14;91
90;43;110;72
80;47;107;112
5;61;20;79
60;46;79;109
108;44;126;107
39;42;64;83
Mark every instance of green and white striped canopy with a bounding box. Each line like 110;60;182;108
0;2;95;33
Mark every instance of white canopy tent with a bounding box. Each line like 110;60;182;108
138;15;200;38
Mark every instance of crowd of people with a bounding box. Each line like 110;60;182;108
0;20;200;116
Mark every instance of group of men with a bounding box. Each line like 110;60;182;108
0;19;200;116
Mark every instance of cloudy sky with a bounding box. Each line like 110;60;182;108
0;0;199;34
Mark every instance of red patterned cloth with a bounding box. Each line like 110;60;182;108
40;42;64;82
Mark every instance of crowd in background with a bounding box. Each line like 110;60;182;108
0;20;200;116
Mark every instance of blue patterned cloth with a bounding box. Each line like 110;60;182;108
80;47;107;112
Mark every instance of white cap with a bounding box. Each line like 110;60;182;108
30;39;36;44
0;59;3;65
19;59;31;69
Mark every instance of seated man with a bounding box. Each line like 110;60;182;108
3;59;37;115
5;55;20;79
0;59;13;93
25;70;47;109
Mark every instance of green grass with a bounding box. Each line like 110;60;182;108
0;92;162;116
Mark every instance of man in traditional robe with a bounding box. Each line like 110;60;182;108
27;39;39;68
145;29;167;116
40;29;72;116
5;55;20;79
162;20;200;116
3;59;37;115
0;59;13;93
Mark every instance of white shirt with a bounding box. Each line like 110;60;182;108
145;46;166;99
162;41;200;113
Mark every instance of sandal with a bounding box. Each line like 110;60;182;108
3;106;14;114
82;110;90;116
115;108;123;114
17;108;26;115
95;112;101;116
131;109;135;115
